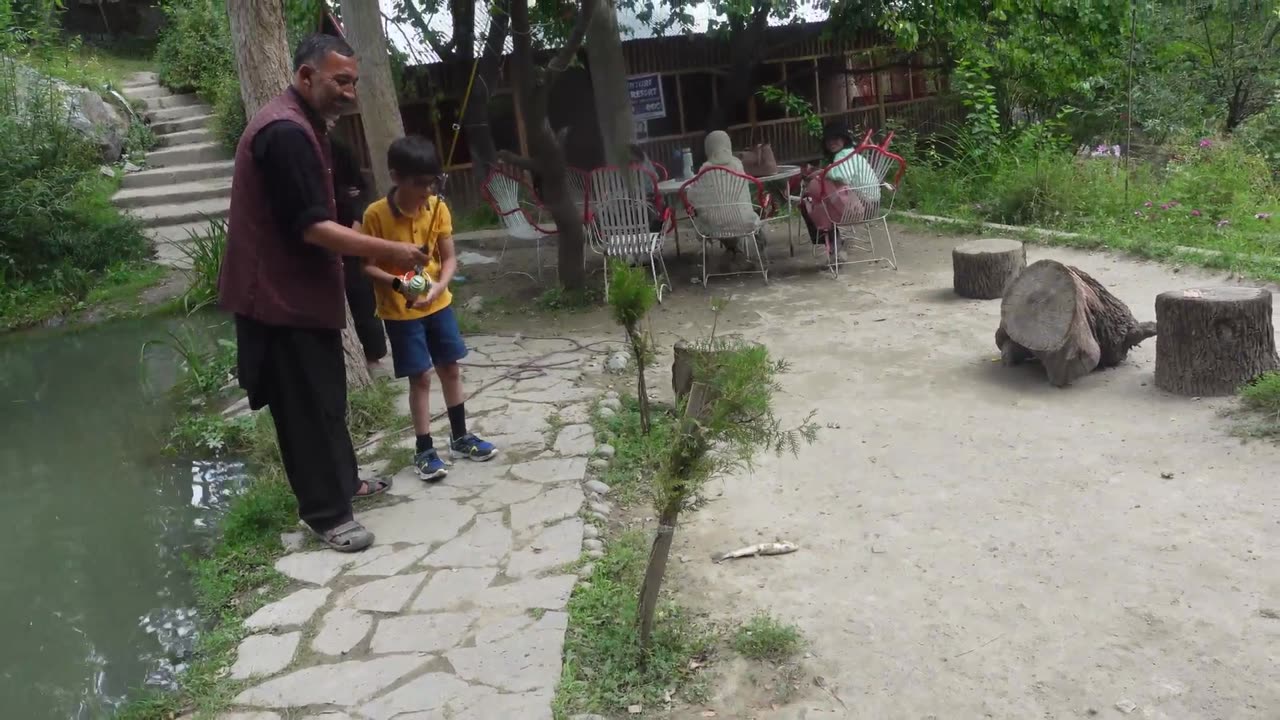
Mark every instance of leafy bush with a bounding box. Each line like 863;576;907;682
0;26;151;324
178;218;228;313
155;0;244;149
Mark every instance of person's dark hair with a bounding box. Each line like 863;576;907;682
822;121;854;148
293;33;355;72
387;135;442;177
629;143;646;162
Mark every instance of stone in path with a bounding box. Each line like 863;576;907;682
273;551;351;586
229;632;300;679
359;498;474;545
422;512;511;568
511;457;589;485
470;478;542;512
356;672;472;719
235;654;427;708
343;544;430;577
412;566;498;611
243;588;330;632
447;611;569;692
369;611;476;654
477;575;577;611
553;423;596;456
509;485;585;530
336;572;427;613
507;518;585;577
311;607;372;656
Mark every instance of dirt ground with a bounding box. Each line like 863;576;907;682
459;223;1280;720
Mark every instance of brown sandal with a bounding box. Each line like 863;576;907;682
313;520;374;553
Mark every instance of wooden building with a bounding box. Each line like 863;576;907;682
337;20;958;212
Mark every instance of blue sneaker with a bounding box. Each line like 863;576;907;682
414;448;448;481
451;434;498;461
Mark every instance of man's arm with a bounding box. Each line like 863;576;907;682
253;123;425;267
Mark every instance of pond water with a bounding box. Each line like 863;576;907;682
0;315;245;719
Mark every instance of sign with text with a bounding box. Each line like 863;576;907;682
627;74;666;122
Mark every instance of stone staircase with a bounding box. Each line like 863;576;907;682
113;71;233;267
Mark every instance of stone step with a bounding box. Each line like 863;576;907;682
156;127;215;148
124;84;171;101
152;219;223;246
113;177;233;209
147;104;213;122
144;93;204;111
146;141;231;168
120;160;235;189
151;114;214;135
130;197;230;228
124;71;159;87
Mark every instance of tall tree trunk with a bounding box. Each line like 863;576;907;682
585;0;635;166
706;5;770;132
509;0;596;291
227;0;371;390
226;0;291;116
466;3;510;183
339;0;406;196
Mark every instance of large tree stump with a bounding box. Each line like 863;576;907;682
995;259;1157;387
1153;287;1279;396
953;238;1026;299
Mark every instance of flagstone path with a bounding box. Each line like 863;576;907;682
219;334;621;720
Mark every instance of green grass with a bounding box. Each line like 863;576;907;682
733;612;804;663
538;286;604;313
594;396;676;506
0;260;167;332
453;203;502;233
1232;371;1280;438
553;530;715;717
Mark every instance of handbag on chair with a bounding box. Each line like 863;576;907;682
738;143;778;178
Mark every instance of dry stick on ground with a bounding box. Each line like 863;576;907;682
638;382;711;650
995;259;1157;387
1154;287;1280;396
952;238;1026;300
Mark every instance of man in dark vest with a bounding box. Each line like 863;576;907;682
218;33;427;553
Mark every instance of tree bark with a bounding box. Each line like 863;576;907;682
339;0;406;197
509;0;596;291
952;238;1025;300
464;4;510;182
1154;287;1279;396
996;260;1156;387
343;302;372;390
585;0;635;166
637;381;710;651
705;4;771;132
225;0;291;117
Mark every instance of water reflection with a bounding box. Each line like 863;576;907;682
0;317;246;719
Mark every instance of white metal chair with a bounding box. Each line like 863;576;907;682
678;166;771;287
811;138;905;277
480;167;556;281
586;164;672;302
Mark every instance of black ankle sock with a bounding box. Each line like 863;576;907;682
416;434;433;453
447;403;468;441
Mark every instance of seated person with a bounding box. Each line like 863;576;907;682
800;123;880;259
696;130;762;257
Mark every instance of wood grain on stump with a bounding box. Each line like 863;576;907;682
953;238;1026;299
1154;287;1279;396
996;259;1157;387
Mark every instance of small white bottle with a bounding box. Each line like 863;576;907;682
681;147;694;178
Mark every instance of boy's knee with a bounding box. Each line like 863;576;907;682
409;371;432;389
435;362;461;381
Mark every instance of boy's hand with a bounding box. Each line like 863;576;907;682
382;241;428;269
411;283;445;309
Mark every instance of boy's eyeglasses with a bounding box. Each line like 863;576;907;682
405;175;442;189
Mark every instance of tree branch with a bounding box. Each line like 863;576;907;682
497;149;537;171
547;0;597;75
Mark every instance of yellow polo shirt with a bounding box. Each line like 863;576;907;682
362;193;453;320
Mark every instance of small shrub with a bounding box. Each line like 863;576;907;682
734;612;804;663
1240;372;1280;419
179;218;229;313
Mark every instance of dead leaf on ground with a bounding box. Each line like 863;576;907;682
628;704;642;714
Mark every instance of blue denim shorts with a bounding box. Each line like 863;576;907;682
383;305;469;378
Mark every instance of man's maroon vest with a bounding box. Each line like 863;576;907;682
218;88;343;329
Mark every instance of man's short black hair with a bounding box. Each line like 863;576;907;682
387;135;442;177
293;33;355;72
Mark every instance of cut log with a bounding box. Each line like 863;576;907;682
1154;287;1279;396
996;259;1157;387
953;238;1026;299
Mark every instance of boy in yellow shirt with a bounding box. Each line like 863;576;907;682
362;136;496;480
